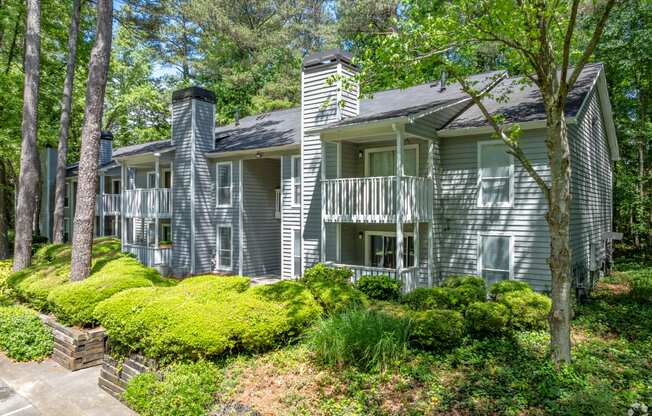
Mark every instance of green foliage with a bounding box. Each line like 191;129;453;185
627;266;652;304
489;279;533;297
301;263;352;286
400;287;454;310
355;274;401;301
47;256;172;327
0;260;15;306
410;309;464;351
0;305;53;361
464;301;510;336
123;361;221;416
500;290;552;331
95;276;321;362
308;308;410;372
444;274;486;290
306;277;368;315
449;283;487;308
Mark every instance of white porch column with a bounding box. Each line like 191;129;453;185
320;142;326;262
99;174;105;237
427;139;434;287
154;155;160;248
336;143;341;263
120;162;127;250
394;124;405;282
414;223;420;291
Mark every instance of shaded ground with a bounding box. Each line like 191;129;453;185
0;355;135;416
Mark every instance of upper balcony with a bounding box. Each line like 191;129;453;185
96;193;121;215
322;176;433;223
123;188;172;218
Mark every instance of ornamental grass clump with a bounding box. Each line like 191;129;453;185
0;305;53;361
308;308;411;372
94;276;322;362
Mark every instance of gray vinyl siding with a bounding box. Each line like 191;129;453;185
99;139;113;165
242;158;281;276
39;147;57;241
193;99;216;274
281;153;301;278
569;88;613;286
438;130;552;291
171;98;193;275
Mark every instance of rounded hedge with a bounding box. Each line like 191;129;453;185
306;277;368;314
464;301;510;336
444;275;486;289
356;275;401;301
401;287;454;310
500;290;552;330
94;276;322;362
410;309;464;350
489;280;533;297
449;283;487;308
302;263;352;285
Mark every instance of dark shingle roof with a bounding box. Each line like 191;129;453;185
112;139;173;158
445;64;601;130
214;107;300;153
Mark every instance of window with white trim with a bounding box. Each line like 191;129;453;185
292;229;301;277
478;234;512;286
147;172;156;188
364;145;418;177
365;231;415;269
216;225;232;270
216;162;232;206
478;142;513;207
291;156;301;206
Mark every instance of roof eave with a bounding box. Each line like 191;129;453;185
205;143;300;159
437;117;578;137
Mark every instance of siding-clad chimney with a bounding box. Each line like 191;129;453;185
300;49;359;272
99;131;113;165
171;86;216;276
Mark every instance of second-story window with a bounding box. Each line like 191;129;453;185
291;156;301;206
217;162;232;207
478;142;513;207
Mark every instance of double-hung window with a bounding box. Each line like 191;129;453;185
291;156;301;206
365;145;418;177
365;231;415;269
478;142;513;207
216;225;232;270
478;233;512;286
217;162;232;207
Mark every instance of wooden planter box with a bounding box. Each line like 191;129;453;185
38;314;106;371
98;353;159;399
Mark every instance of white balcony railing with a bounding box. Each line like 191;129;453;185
123;188;172;218
326;263;421;292
123;243;171;267
96;193;121;215
322;176;433;223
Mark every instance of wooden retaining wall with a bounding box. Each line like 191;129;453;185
98;353;159;399
38;314;106;371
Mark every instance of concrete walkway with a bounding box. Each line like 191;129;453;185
0;355;136;416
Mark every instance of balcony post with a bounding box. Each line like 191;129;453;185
98;174;105;237
427;139;434;287
154;155;160;248
120;162;127;251
393;124;405;280
320;141;326;262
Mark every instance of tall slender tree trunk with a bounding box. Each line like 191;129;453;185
4;12;21;74
70;0;112;282
13;0;40;272
52;0;82;244
0;159;9;259
546;106;573;365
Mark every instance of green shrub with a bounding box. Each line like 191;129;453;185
123;361;221;416
401;287;454;310
306;278;368;314
301;263;352;285
465;301;510;336
449;283;487;308
444;274;486;289
628;267;652;304
47;256;172;327
0;260;15;306
95;276;322;362
356;275;401;301
308;308;410;372
410;309;464;350
500;290;551;330
0;305;53;361
489;280;533;297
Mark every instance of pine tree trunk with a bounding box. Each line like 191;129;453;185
52;0;81;244
0;159;9;259
69;0;112;281
13;0;40;272
546;109;573;365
